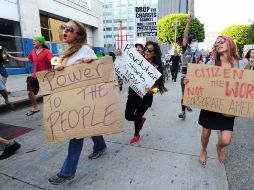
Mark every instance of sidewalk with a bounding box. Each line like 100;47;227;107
0;74;28;104
0;78;229;190
0;74;42;111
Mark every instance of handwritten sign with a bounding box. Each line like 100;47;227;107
114;43;161;98
37;56;123;143
135;6;157;37
243;44;254;56
183;64;254;119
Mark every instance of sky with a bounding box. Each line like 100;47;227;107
194;0;254;49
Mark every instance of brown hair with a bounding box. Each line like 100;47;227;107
60;20;87;62
213;35;239;67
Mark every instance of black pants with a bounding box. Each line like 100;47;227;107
171;66;178;81
125;88;153;136
181;76;186;112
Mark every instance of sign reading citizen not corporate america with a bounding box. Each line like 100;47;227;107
114;43;162;98
135;6;157;37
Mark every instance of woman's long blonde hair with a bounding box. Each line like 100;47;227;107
60;20;87;62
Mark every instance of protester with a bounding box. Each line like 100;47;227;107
125;41;167;144
169;51;181;82
135;43;144;55
185;35;240;165
197;57;204;64
0;74;14;109
178;15;202;119
0;137;21;160
0;46;9;85
8;36;53;116
48;20;107;185
205;51;212;64
242;48;254;69
111;51;123;91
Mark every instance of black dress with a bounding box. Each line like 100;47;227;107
198;109;235;131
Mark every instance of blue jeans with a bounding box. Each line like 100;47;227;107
60;136;106;176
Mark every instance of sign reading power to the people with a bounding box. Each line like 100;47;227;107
135;6;157;37
37;57;123;143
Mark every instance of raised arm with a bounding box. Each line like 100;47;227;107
8;53;29;62
183;15;192;47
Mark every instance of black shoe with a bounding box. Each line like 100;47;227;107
88;147;107;159
48;173;74;185
186;107;192;112
7;103;15;110
178;112;186;119
0;141;21;160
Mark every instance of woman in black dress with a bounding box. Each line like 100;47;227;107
186;35;240;165
125;41;167;144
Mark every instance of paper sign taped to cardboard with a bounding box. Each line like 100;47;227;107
114;43;161;98
37;56;123;143
183;64;254;119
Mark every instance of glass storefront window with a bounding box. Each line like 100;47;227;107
0;18;24;68
40;14;65;43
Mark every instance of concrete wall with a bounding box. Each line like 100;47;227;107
17;0;104;47
38;0;98;27
0;0;19;21
92;0;104;48
18;0;41;38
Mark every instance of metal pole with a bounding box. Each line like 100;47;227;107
120;21;123;49
174;20;178;44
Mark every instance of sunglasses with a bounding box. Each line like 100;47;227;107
61;24;75;33
144;47;155;53
214;38;226;47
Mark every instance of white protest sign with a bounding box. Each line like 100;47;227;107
135;6;157;37
114;43;161;98
243;44;254;56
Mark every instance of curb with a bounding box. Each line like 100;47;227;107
0;96;43;114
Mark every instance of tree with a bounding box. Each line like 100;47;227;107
158;13;205;44
221;25;253;50
250;22;254;42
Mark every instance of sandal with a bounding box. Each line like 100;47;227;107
26;110;40;116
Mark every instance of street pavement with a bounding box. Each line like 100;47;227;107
0;75;253;190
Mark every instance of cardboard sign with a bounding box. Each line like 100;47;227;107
135;6;157;37
37;56;123;143
183;64;254;119
114;43;162;98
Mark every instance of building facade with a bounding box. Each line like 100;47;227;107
102;0;158;53
158;0;188;55
0;0;104;75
